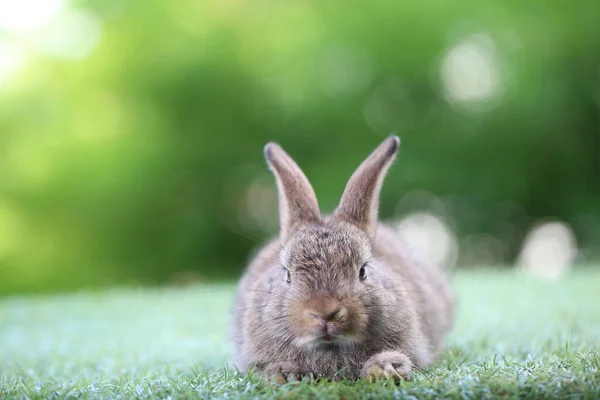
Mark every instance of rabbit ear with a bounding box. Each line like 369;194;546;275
333;135;400;238
264;142;321;242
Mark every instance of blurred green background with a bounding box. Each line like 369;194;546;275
1;0;599;295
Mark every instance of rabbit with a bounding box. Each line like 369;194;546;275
231;136;454;383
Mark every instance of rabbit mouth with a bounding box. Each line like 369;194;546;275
319;333;336;343
294;333;341;348
315;323;345;344
295;332;362;349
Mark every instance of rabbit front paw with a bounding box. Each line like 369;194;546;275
361;350;412;381
263;361;311;384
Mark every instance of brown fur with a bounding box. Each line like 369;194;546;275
231;136;454;382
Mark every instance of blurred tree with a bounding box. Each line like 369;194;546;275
0;0;599;294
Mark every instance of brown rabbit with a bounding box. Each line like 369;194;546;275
232;136;454;382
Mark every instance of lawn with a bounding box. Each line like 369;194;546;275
1;268;599;399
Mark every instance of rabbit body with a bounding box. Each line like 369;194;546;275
232;137;454;382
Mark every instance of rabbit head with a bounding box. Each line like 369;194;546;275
263;136;403;350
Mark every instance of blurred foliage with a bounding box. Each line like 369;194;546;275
1;0;600;294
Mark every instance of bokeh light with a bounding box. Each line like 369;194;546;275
237;174;278;233
440;33;503;111
395;212;458;270
0;39;26;86
32;8;102;60
0;0;63;32
517;221;578;280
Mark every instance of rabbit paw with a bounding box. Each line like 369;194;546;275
361;351;412;382
263;361;311;384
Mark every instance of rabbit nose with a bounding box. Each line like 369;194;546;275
324;307;345;322
301;294;347;328
308;306;347;323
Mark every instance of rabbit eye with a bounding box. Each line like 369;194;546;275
359;263;368;280
284;269;291;284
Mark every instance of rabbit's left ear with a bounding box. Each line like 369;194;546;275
332;136;400;239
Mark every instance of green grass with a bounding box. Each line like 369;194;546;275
1;268;599;399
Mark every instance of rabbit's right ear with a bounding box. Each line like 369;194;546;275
264;142;321;242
